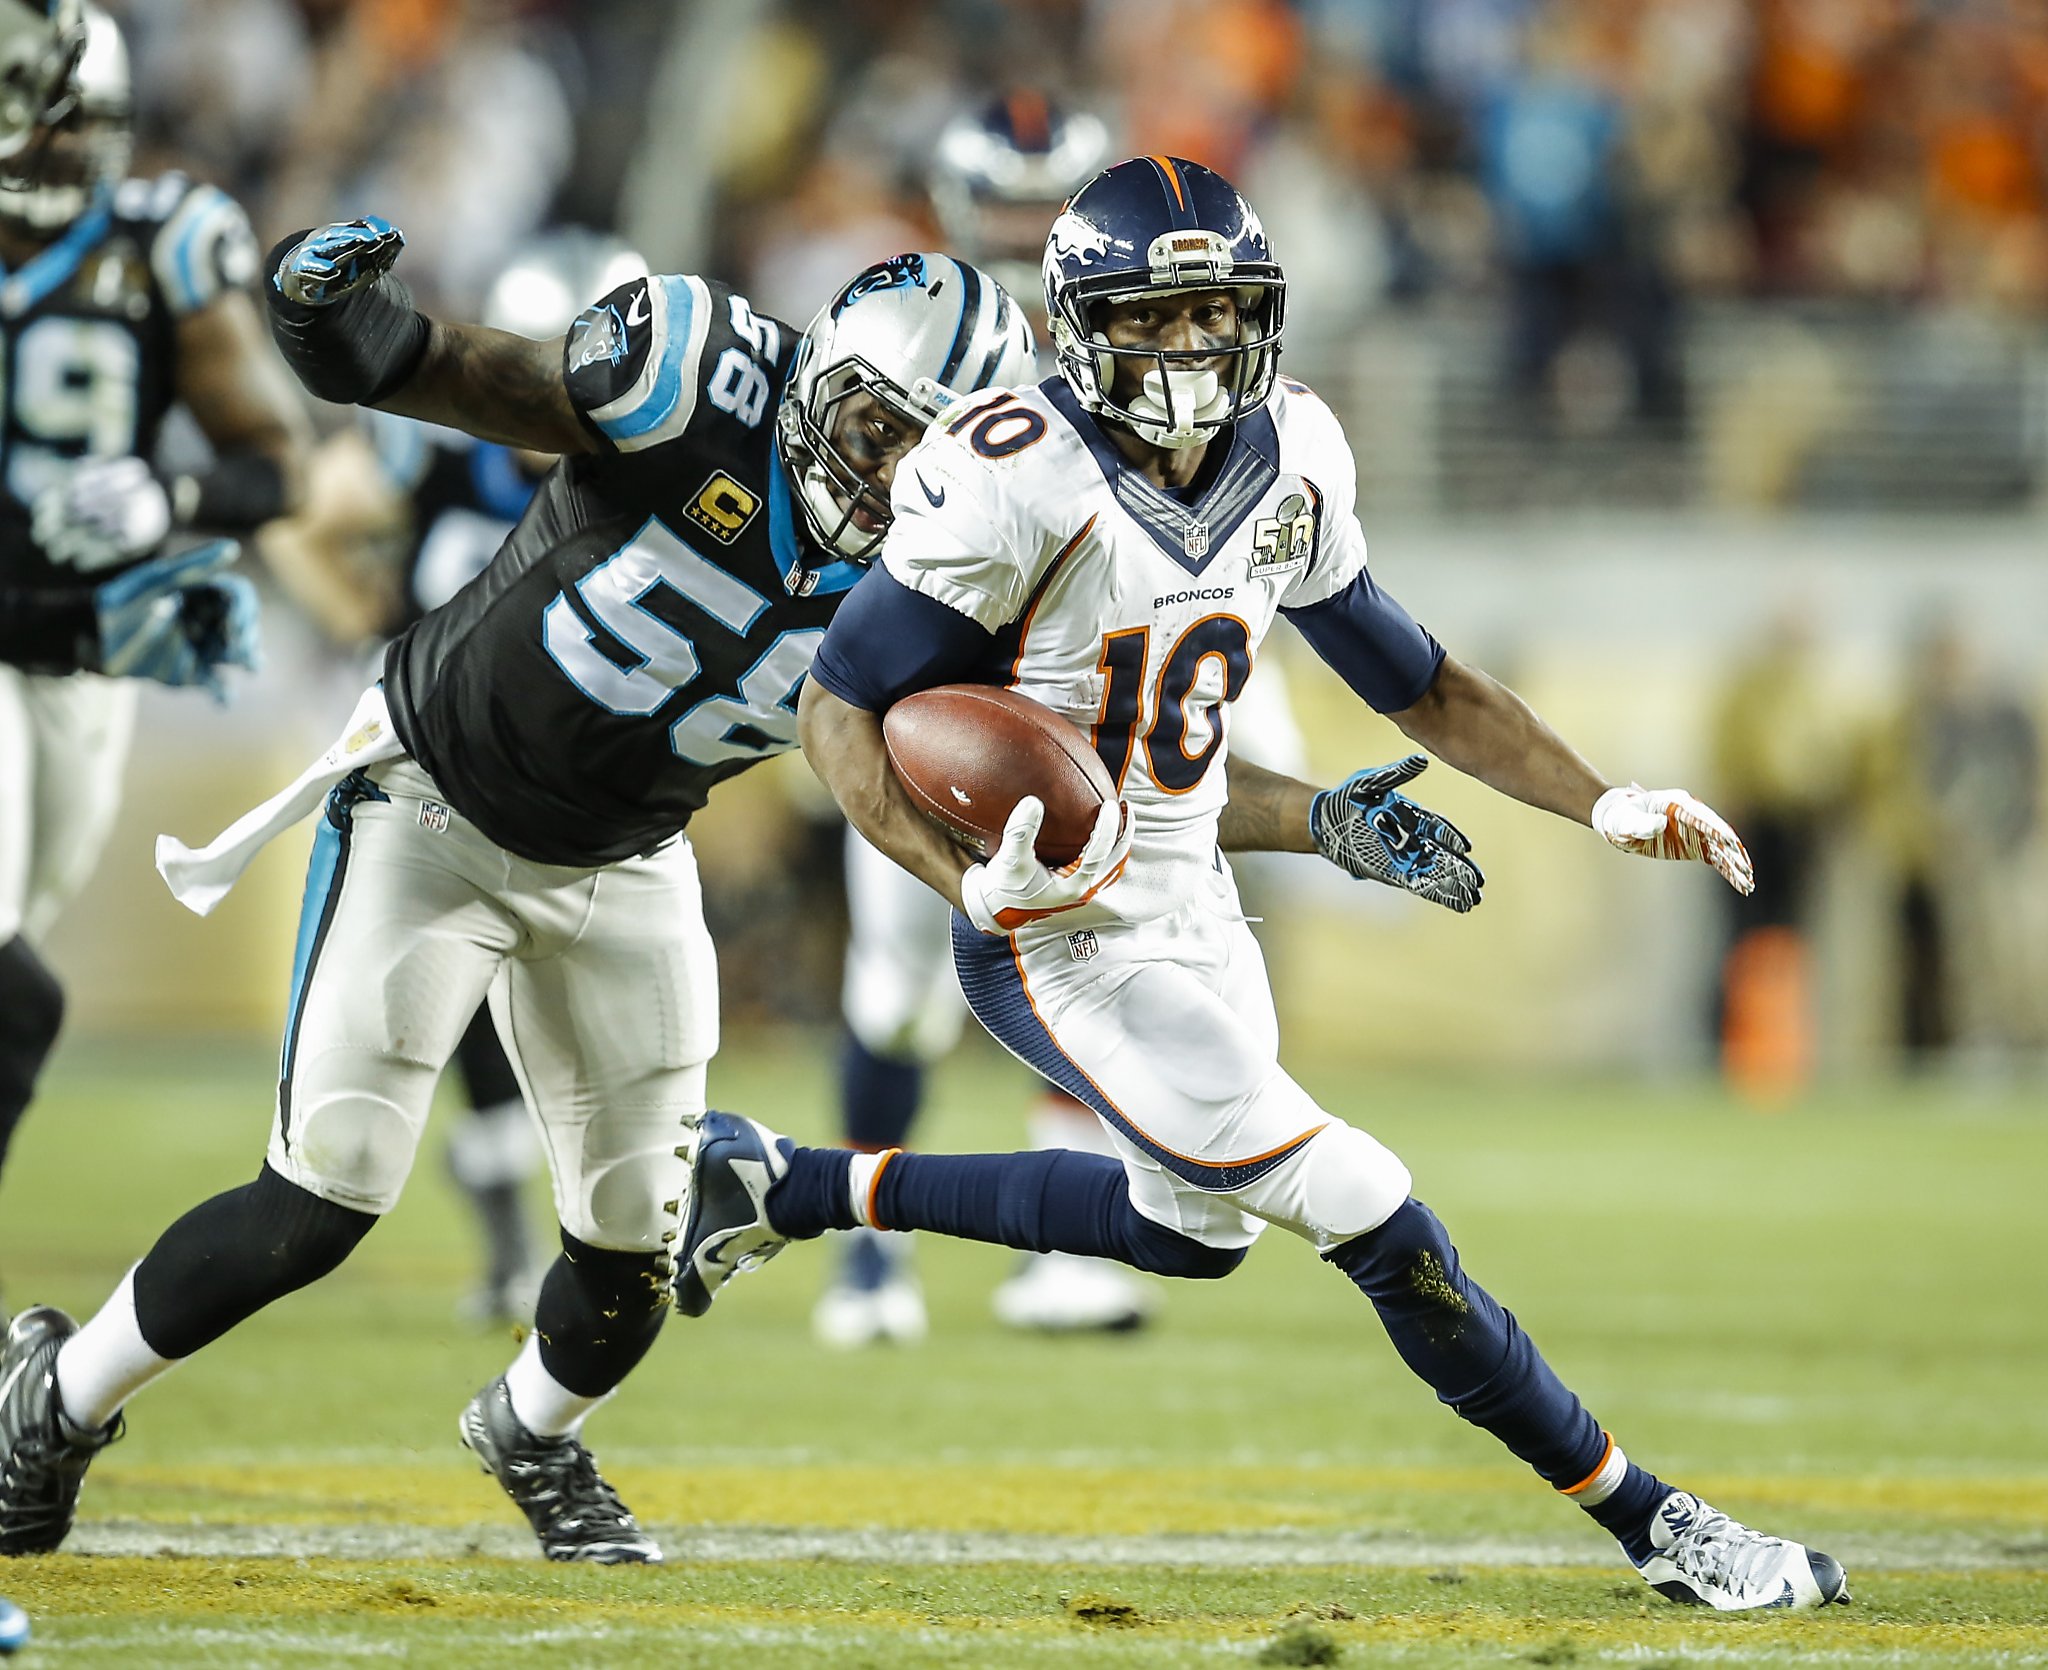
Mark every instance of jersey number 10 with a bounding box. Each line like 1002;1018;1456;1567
1092;614;1253;794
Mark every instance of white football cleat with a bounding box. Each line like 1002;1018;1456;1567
1636;1491;1849;1610
812;1229;927;1350
992;1250;1155;1334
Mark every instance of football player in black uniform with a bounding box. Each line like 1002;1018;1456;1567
0;3;304;1208
260;229;648;1328
0;217;1040;1564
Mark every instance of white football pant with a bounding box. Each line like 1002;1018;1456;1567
269;757;711;1250
0;669;137;943
956;856;1412;1252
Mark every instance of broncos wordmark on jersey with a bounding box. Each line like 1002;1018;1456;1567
383;272;847;868
0;171;255;589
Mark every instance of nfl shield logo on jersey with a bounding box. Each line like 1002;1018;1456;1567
1066;929;1099;962
1182;521;1210;560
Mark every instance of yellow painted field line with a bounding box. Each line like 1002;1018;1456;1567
83;1462;2048;1532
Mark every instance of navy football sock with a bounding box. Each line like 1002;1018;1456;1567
767;1143;854;1238
839;1033;924;1151
872;1148;1242;1278
1325;1198;1669;1557
768;1144;1242;1278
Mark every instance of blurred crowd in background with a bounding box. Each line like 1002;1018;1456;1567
71;0;2048;1080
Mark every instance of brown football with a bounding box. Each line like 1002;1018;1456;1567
883;684;1116;867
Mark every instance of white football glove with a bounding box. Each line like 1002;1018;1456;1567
34;456;175;573
1591;784;1755;895
960;795;1131;935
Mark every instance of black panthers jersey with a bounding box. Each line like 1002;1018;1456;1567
0;173;259;591
383;273;861;868
363;410;545;632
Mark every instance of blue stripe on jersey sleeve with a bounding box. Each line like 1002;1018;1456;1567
162;185;249;313
596;274;697;445
809;566;1000;712
1282;568;1445;713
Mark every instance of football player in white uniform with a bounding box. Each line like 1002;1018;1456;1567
0;1;301;1215
679;156;1851;1613
823;91;1313;1346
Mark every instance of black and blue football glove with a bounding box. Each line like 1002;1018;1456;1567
1309;754;1484;914
272;216;407;306
267;217;429;406
93;540;262;702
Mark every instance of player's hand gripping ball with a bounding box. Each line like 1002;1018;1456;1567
883;684;1115;866
0;1596;29;1655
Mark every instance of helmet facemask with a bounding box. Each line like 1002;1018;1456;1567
1047;229;1284;450
776;347;949;565
0;5;128;234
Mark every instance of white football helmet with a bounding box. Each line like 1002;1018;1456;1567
482;227;646;340
0;0;82;162
0;1;129;232
776;252;1035;577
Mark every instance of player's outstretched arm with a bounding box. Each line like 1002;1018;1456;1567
265;219;590;456
1216;757;1318;853
1389;653;1752;894
1221;755;1484;912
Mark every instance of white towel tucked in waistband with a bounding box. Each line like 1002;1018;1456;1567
155;685;405;916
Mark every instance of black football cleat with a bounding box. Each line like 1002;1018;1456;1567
0;1306;122;1556
458;1376;661;1564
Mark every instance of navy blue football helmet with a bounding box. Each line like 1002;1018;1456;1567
1042;155;1284;449
929;91;1112;302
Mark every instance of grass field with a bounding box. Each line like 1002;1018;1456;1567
1;1033;2043;1666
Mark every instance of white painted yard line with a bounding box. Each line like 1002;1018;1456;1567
63;1520;2044;1571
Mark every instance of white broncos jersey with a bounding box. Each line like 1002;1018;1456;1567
879;375;1376;926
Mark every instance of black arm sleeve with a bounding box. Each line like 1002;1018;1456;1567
1282;569;1445;713
809;567;1003;712
263;231;431;407
0;588;96;671
172;453;290;531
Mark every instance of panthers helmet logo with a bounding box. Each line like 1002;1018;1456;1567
831;253;931;316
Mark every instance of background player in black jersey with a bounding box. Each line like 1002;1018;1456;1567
0;3;306;1217
0;218;1045;1566
261;228;647;1328
2;540;253;680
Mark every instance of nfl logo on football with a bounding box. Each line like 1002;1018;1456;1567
1066;929;1099;962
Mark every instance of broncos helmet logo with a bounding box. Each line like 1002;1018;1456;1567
831;253;931;316
1047;208;1113;266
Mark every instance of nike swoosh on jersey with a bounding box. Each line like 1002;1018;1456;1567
625;287;651;328
917;473;945;507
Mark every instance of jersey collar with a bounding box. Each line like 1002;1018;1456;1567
770;446;864;596
1043;377;1279;578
